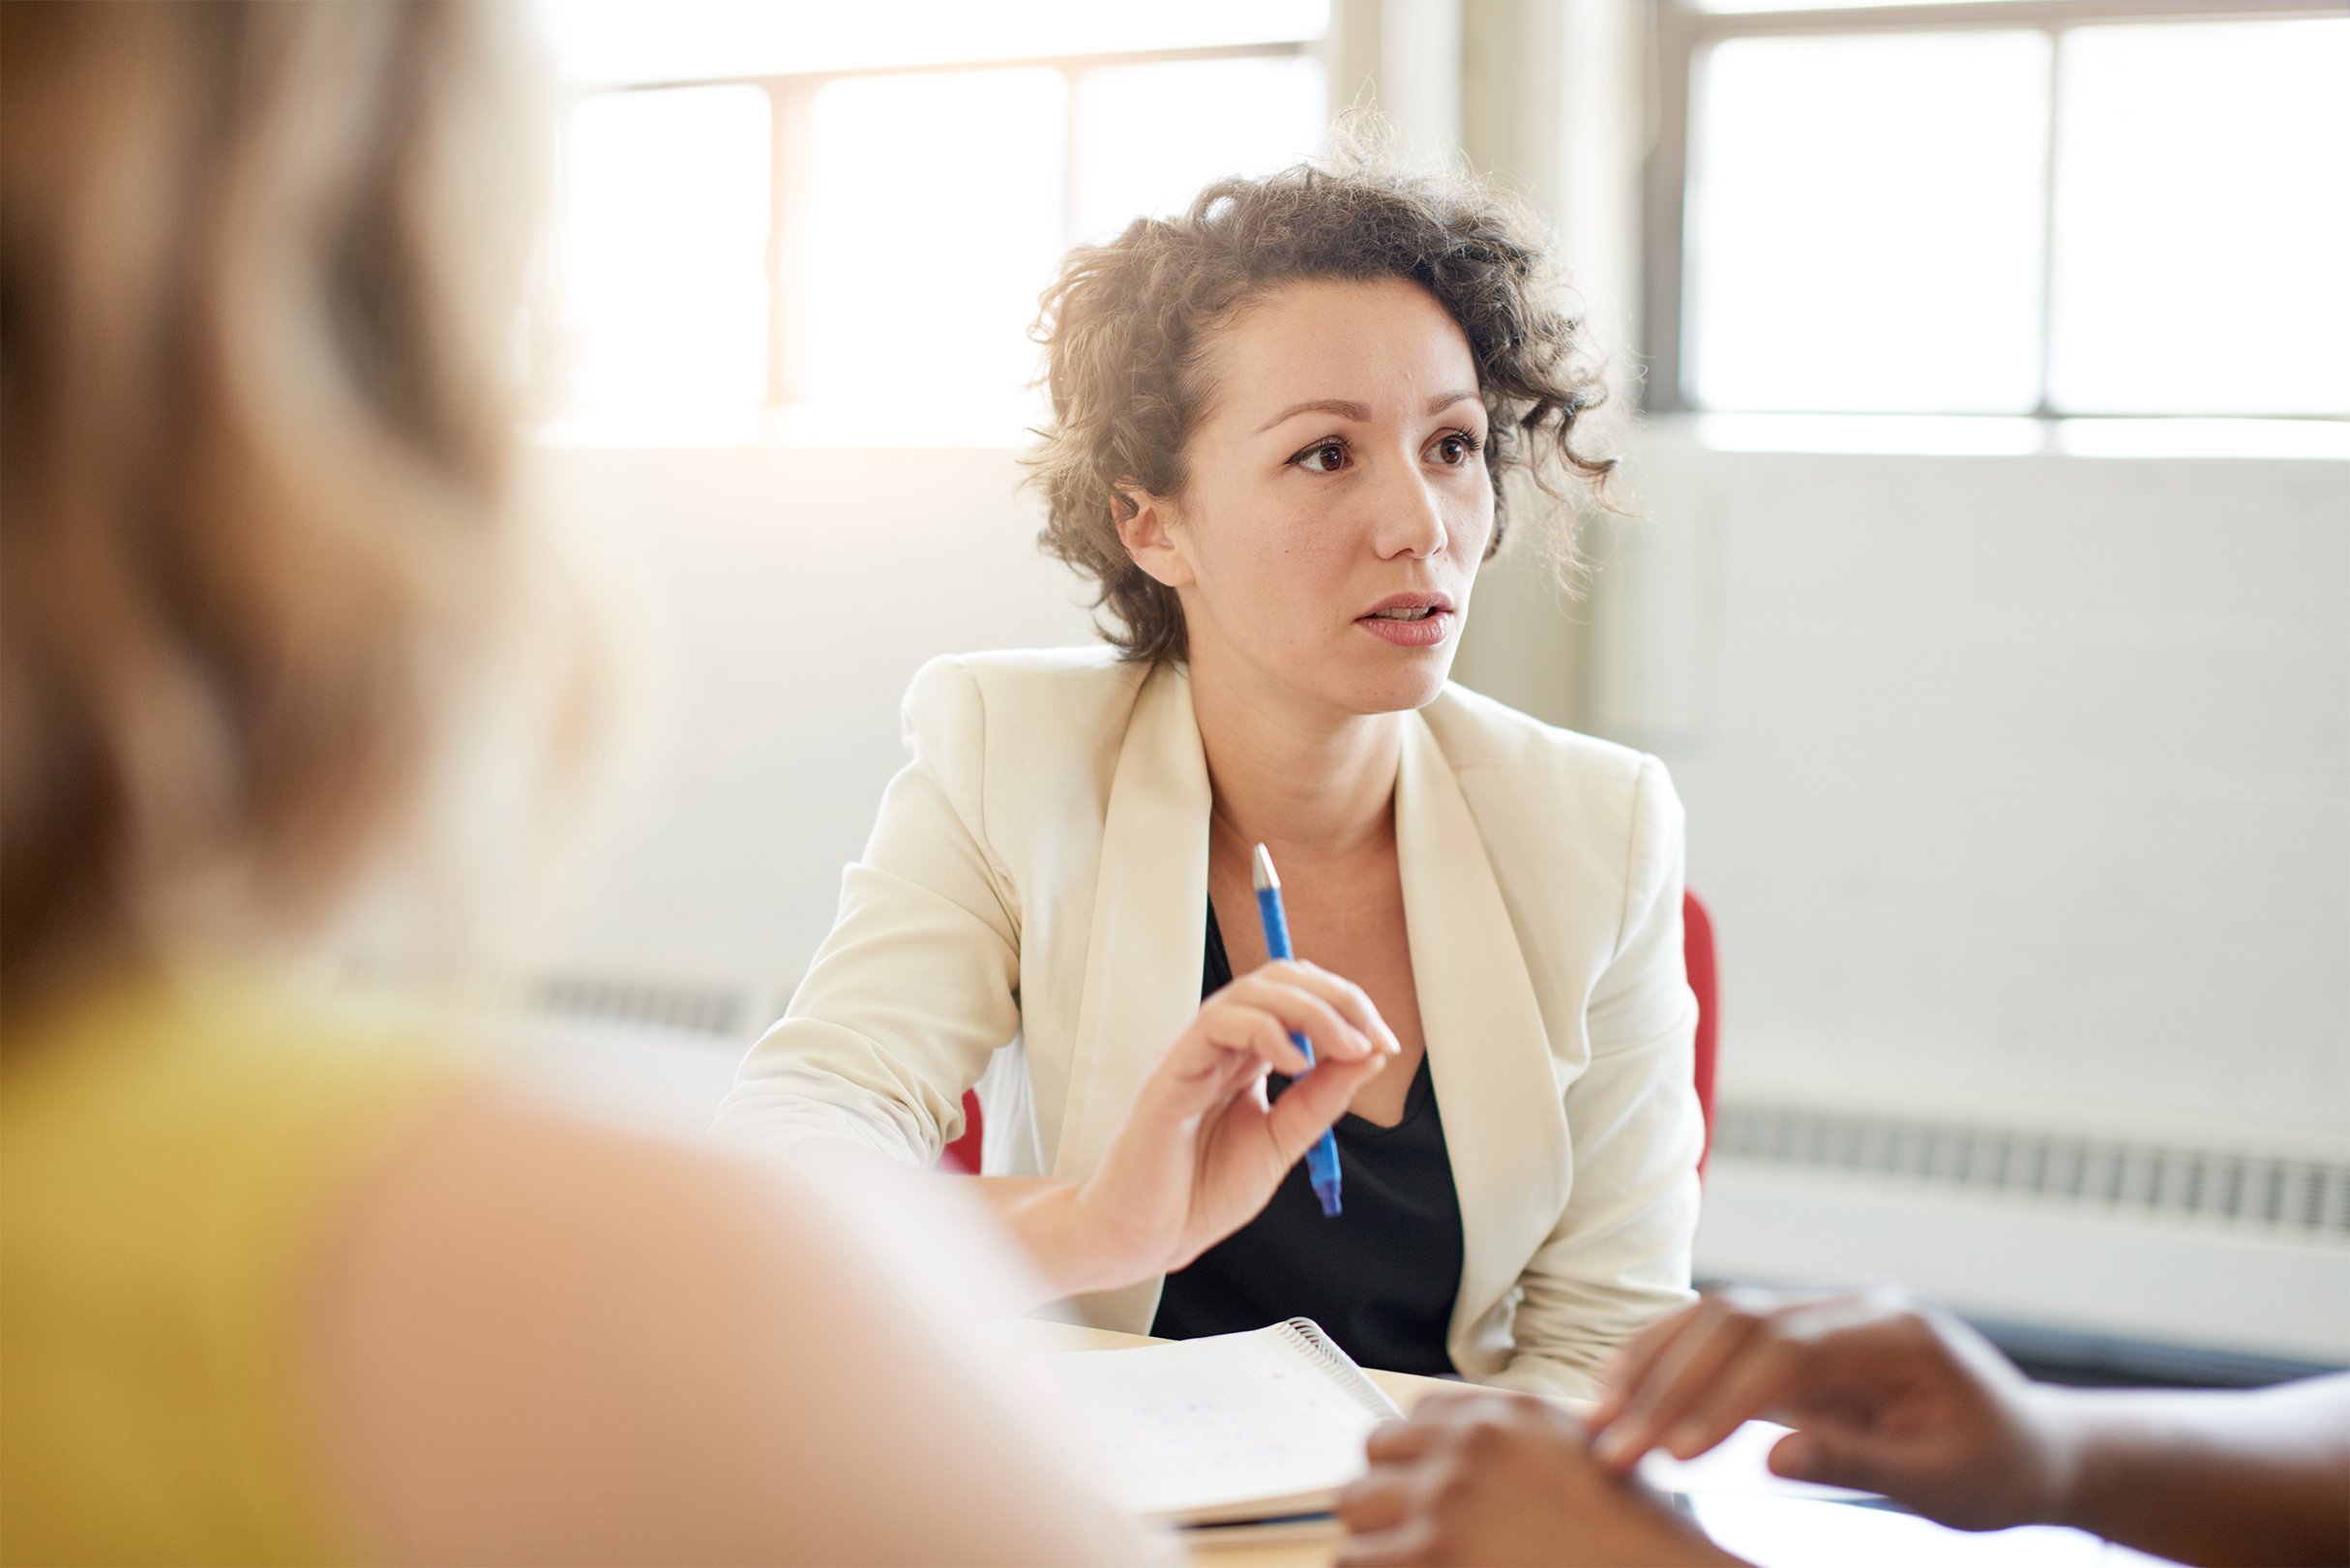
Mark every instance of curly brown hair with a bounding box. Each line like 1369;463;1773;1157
1026;156;1616;666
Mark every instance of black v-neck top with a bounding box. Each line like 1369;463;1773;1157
1148;902;1465;1376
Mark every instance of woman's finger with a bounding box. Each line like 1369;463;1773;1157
1211;974;1379;1065
1593;1295;1734;1449
1263;1049;1385;1159
1245;969;1391;1062
1334;1467;1413;1533
1267;959;1404;1057
1362;1419;1442;1464
1592;1301;1708;1427
1766;1426;1887;1496
1333;1519;1438;1568
1591;1299;1765;1468
1193;998;1316;1077
1656;1329;1803;1460
1391;1388;1490;1424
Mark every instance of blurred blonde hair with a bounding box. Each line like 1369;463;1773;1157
0;1;543;1018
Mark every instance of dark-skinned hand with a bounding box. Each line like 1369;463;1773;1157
1335;1389;1745;1567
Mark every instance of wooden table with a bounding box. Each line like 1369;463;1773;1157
979;1317;1461;1566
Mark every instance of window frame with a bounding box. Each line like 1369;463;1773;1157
1639;0;2347;418
580;40;1317;413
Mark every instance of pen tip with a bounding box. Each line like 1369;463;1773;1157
1251;843;1279;892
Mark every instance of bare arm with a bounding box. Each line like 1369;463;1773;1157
1590;1287;2350;1567
2040;1376;2350;1568
1339;1286;2350;1568
313;1089;1158;1566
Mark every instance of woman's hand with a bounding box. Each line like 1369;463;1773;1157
993;959;1396;1297
1335;1390;1744;1567
1587;1287;2064;1534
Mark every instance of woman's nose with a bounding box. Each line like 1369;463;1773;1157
1370;462;1448;560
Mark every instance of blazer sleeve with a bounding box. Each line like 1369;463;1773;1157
710;658;1023;1163
1490;754;1705;1399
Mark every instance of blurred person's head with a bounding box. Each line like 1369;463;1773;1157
0;0;542;1020
1027;156;1614;716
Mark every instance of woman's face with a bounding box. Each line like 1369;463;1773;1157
1122;276;1494;724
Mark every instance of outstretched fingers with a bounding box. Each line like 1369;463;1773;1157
1592;1292;1781;1470
1592;1302;1707;1427
1651;1331;1805;1462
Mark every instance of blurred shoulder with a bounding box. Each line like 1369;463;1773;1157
326;1086;810;1330
315;1089;1141;1565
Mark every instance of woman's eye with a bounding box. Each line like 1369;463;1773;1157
1429;432;1479;465
1295;440;1349;473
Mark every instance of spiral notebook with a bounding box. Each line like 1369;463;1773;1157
1021;1317;1405;1526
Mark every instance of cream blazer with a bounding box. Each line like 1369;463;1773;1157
716;647;1703;1397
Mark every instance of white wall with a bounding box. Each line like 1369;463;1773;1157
1591;424;2348;1360
1597;427;2348;1150
517;445;1095;1012
516;433;2348;1358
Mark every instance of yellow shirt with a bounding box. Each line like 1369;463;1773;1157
2;978;459;1566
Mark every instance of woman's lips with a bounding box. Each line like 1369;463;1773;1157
1356;607;1451;646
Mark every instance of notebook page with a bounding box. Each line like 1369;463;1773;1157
1023;1328;1387;1521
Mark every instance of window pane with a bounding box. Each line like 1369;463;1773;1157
1685;31;2049;413
794;70;1064;441
2047;18;2350;416
553;86;770;444
1070;56;1327;244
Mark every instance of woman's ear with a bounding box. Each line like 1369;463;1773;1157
1115;486;1195;589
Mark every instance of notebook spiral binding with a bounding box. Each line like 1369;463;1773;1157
1275;1318;1405;1420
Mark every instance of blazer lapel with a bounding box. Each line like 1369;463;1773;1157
1051;664;1210;1333
1396;712;1571;1357
1056;663;1212;1180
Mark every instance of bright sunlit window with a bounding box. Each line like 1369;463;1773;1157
551;86;771;445
1069;55;1331;244
532;1;1329;446
1686;30;2050;414
789;70;1068;443
2047;18;2350;416
539;0;1330;85
1681;13;2350;418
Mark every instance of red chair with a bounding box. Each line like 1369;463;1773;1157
941;890;1719;1176
941;1085;985;1173
1683;889;1718;1177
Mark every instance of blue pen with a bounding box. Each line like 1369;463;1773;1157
1252;843;1343;1218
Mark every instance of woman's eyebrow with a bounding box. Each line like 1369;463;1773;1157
1255;398;1370;432
1253;390;1482;433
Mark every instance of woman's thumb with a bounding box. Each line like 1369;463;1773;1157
1769;1428;1877;1494
1265;1054;1383;1158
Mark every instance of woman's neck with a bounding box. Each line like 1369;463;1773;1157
1187;660;1402;864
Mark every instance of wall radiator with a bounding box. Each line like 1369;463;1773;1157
1710;1101;2350;1248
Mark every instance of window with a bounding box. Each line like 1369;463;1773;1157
551;86;772;445
533;1;1330;446
1652;3;2350;422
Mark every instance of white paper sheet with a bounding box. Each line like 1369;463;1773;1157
1022;1328;1387;1521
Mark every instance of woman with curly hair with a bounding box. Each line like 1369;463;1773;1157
721;160;1704;1396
